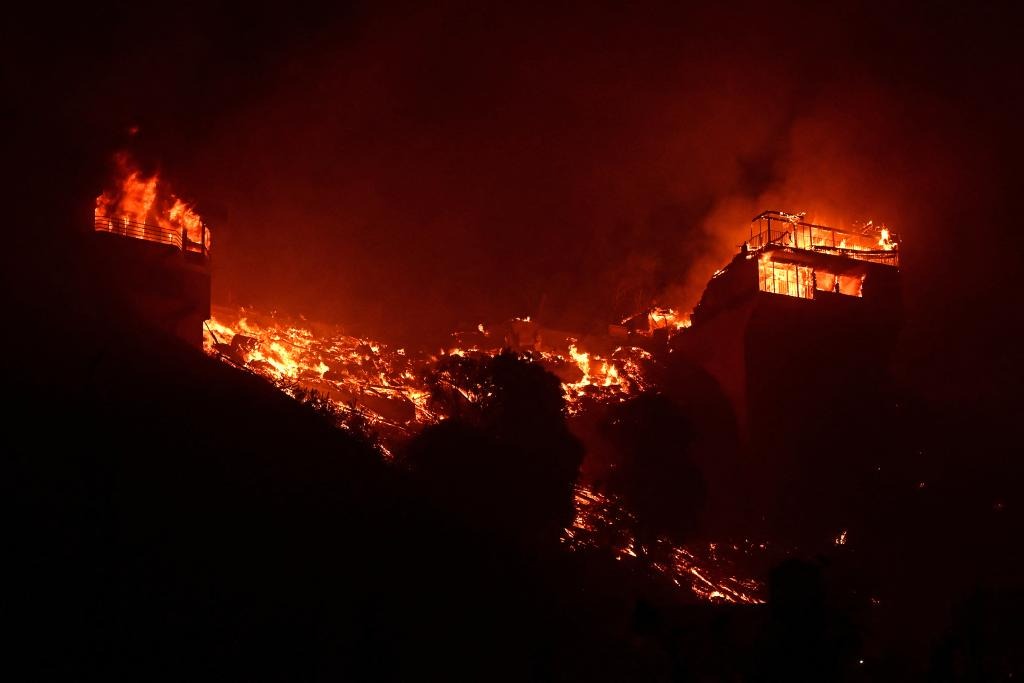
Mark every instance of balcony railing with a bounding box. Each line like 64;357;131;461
749;211;899;267
94;215;208;257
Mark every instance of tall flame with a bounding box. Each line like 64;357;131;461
95;152;208;249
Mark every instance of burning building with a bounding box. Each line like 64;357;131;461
673;211;902;535
91;154;211;347
675;210;901;439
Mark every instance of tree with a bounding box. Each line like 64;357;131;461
602;391;706;561
289;384;382;452
404;351;583;546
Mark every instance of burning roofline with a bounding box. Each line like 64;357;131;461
747;210;899;268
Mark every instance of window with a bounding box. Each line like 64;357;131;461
758;259;814;299
813;270;865;297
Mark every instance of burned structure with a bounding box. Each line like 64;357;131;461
674;212;902;535
676;211;901;439
92;213;211;348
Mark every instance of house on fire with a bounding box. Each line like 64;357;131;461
673;211;902;449
91;212;211;348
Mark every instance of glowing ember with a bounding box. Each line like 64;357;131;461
566;487;765;604
205;307;648;427
205;307;436;439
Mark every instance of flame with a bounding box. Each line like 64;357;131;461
753;211;897;263
168;198;209;249
648;307;691;330
94;159;157;225
558;343;636;410
878;227;894;251
207;307;647;425
94;151;208;250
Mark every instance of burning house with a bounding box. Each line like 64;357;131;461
91;154;211;347
673;211;902;534
676;211;901;440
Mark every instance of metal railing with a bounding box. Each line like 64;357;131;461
749;211;899;267
94;215;208;256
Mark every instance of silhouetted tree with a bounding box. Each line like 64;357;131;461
930;587;1024;680
602;392;706;561
290;385;382;452
751;558;860;681
404;350;583;545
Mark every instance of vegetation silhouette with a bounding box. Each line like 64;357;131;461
402;350;584;547
601;391;707;562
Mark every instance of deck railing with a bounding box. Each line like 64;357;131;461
94;215;208;256
749;211;898;267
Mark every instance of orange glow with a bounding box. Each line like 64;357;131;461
758;258;814;299
814;271;865;297
648;307;691;330
878;226;895;251
749;211;899;268
206;306;648;426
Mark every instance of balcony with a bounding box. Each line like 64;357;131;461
748;211;898;267
94;215;209;257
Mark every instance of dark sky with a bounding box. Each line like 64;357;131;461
5;1;1022;403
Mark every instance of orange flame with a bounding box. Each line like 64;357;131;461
95;152;208;250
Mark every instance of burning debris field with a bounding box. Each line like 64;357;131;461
202;304;766;604
202;306;656;438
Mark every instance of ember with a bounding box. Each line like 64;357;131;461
567;487;765;604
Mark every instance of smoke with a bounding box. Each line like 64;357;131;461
174;5;831;340
665;81;911;311
22;2;1016;398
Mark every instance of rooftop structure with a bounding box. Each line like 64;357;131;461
673;211;903;538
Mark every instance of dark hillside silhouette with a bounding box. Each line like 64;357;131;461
602;392;707;559
403;351;584;546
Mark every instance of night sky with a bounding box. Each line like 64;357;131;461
6;1;1021;403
